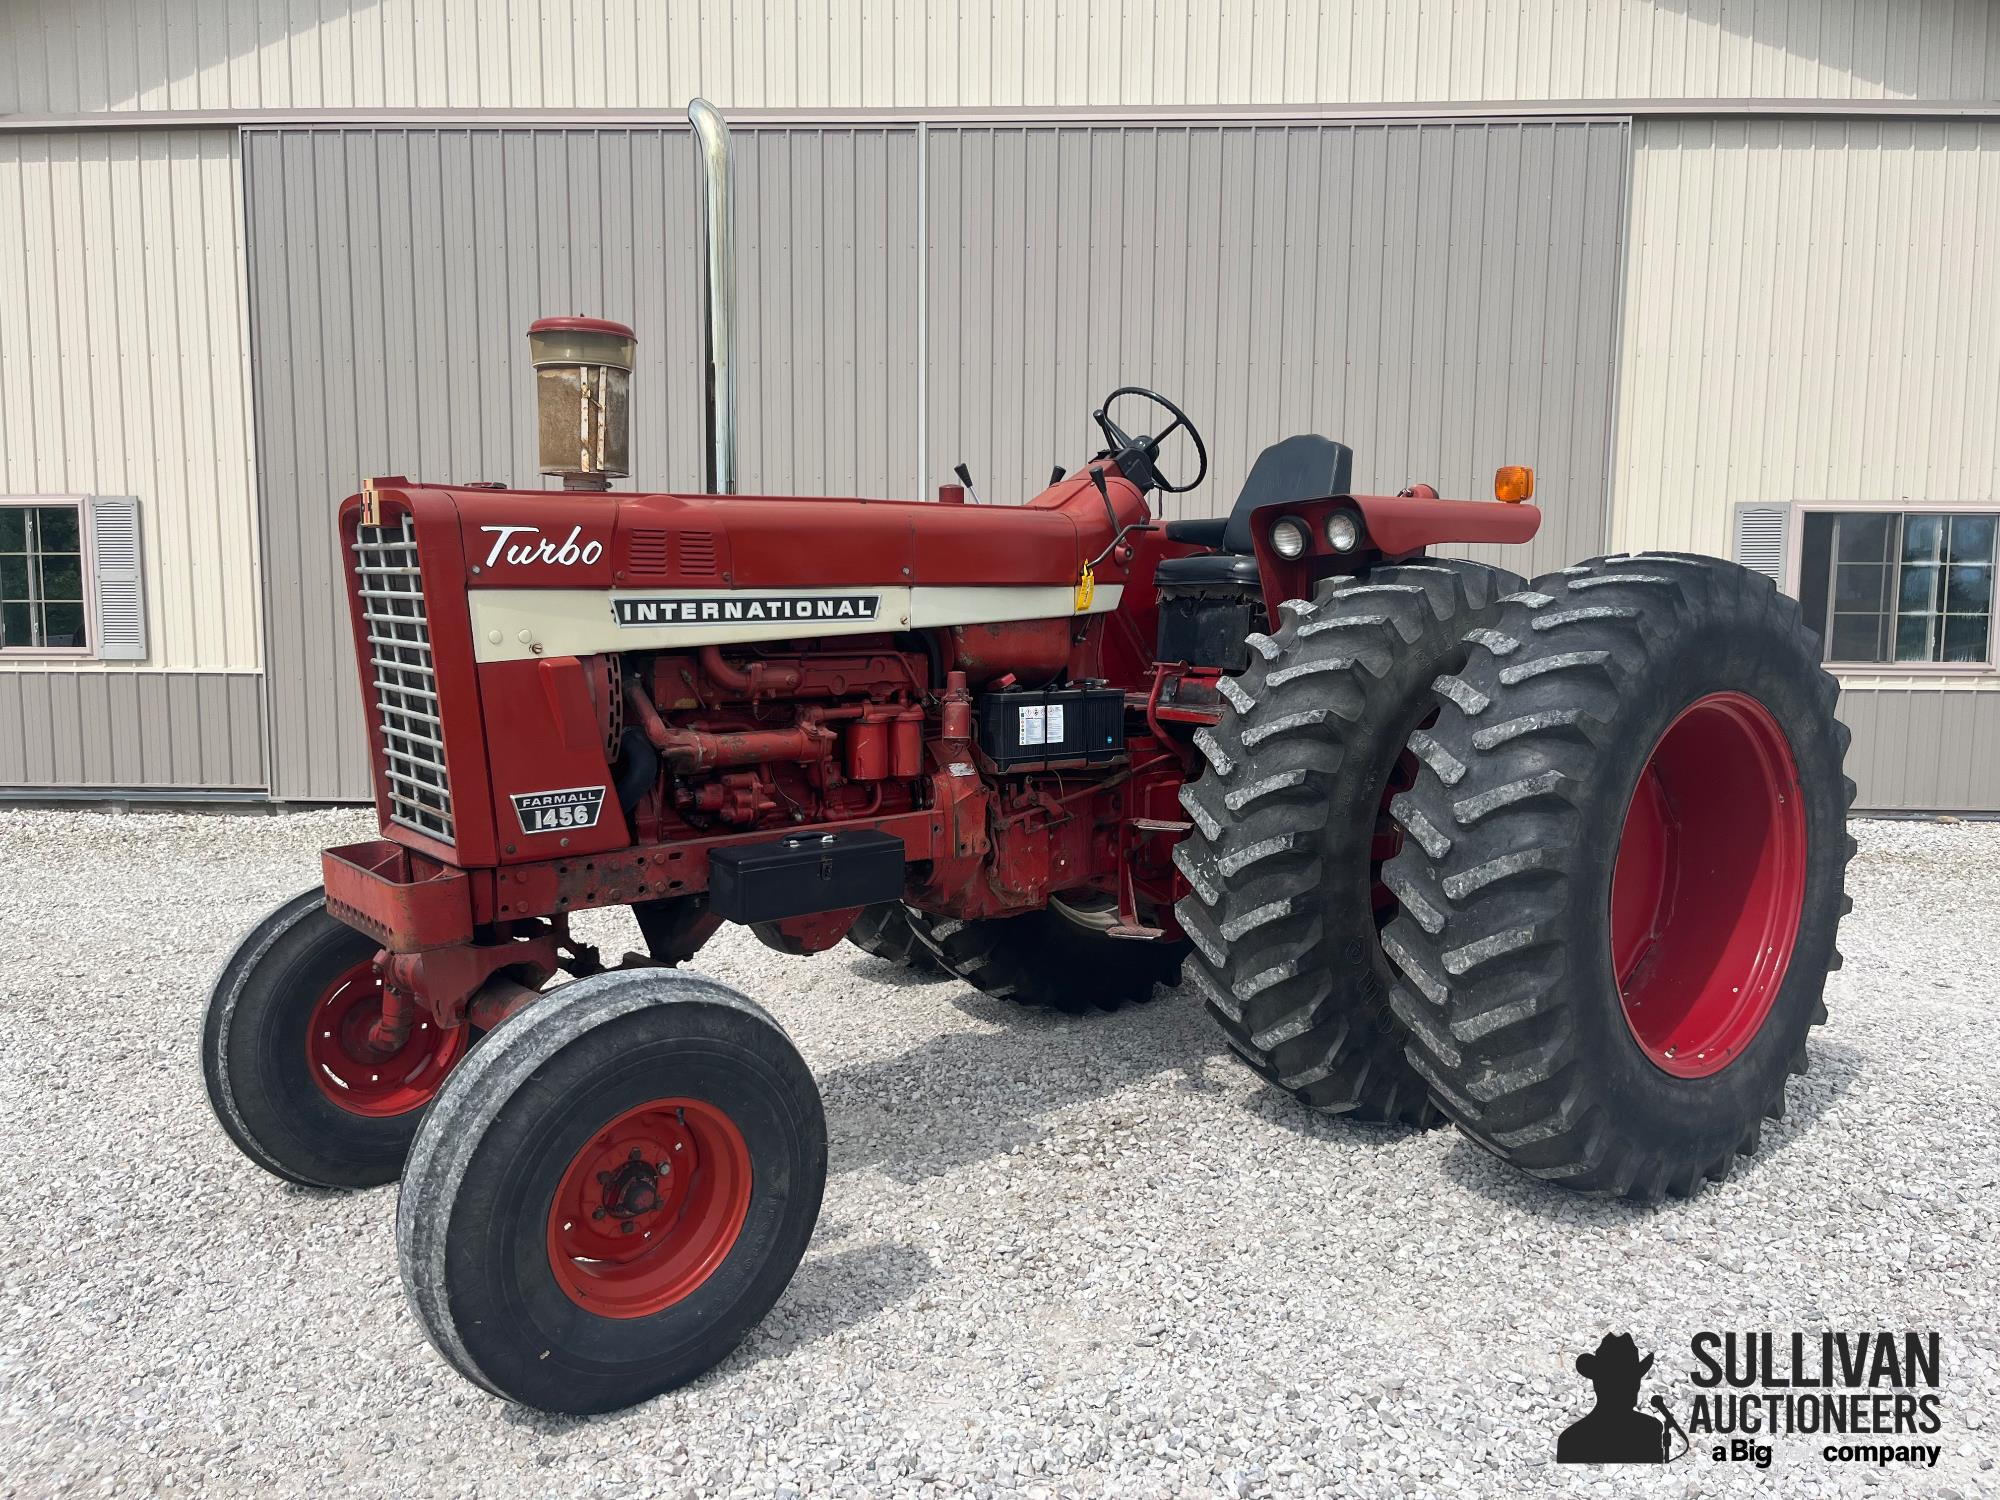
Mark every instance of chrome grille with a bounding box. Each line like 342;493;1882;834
352;514;453;842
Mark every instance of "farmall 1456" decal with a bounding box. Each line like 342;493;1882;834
612;594;882;626
510;785;607;834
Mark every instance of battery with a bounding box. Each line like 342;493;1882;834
974;684;1125;770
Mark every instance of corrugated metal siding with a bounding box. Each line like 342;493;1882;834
1838;682;2000;812
0;670;263;789
0;126;264;792
1612;118;2000;558
8;1;2000;114
926;121;1628;575
0;128;260;671
1612;117;2000;813
243;125;920;800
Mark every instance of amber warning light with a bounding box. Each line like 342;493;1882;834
1495;465;1535;503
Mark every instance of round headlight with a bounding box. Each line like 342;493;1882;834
1324;511;1362;553
1269;517;1309;559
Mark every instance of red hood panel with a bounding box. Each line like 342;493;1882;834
361;484;1121;591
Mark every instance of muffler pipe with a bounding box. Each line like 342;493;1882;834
688;98;738;495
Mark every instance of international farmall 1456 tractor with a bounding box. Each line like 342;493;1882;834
202;103;1852;1414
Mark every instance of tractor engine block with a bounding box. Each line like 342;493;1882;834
621;644;930;839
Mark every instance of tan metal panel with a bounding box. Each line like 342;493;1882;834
0;128;258;674
1609;117;2000;813
1614;118;2000;558
12;2;2000;115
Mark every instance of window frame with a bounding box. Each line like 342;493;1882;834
0;495;98;661
1787;500;1998;676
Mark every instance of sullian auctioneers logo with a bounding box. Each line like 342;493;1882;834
1555;1330;1947;1472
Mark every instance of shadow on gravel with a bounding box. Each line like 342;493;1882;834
817;981;1230;1184
490;1241;939;1433
837;952;956;988
1433;1035;1864;1219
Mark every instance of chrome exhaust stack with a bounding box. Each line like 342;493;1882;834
688;98;738;495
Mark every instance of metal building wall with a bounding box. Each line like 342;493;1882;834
8;0;1999;113
244;117;1622;800
0;127;265;791
243;125;921;800
1610;118;2000;811
926;120;1629;577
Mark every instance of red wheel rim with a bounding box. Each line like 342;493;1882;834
1610;692;1807;1079
546;1098;753;1319
305;959;468;1117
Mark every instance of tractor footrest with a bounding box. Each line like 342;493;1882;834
1106;923;1167;940
1129;818;1192;834
322;840;473;953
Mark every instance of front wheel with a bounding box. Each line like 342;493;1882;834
396;969;827;1413
202;890;471;1187
1381;554;1855;1199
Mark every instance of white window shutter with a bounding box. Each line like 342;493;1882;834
1731;502;1790;586
89;497;147;660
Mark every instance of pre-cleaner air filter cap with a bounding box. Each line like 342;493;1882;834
528;316;637;485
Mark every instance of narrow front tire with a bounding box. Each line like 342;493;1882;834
396;969;828;1414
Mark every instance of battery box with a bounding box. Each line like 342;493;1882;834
707;828;906;923
974;685;1126;770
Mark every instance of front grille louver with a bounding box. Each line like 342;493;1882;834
353;514;454;843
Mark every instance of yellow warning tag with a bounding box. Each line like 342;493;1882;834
1074;562;1096;612
359;476;381;527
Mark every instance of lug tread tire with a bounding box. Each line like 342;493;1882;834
845;903;944;972
397;968;827;1414
905;908;1186;1014
1380;553;1855;1200
1176;560;1525;1124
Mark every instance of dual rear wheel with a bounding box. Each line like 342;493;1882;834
1185;552;1852;1199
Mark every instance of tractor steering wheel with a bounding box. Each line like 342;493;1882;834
1092;386;1209;495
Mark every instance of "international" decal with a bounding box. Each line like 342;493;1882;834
613;594;882;626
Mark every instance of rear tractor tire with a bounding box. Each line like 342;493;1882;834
1175;560;1526;1125
397;968;827;1414
1381;553;1855;1199
202;889;474;1188
845;903;945;973
907;898;1187;1014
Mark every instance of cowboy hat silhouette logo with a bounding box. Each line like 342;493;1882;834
1557;1334;1668;1464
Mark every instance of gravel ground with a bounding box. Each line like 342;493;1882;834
0;808;1995;1500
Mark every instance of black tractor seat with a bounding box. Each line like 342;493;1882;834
1155;433;1355;587
1153;552;1260;587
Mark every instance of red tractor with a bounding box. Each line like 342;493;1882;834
201;104;1851;1414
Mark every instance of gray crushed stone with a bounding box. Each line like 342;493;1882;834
0;808;1994;1498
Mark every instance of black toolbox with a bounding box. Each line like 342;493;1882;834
707;828;906;923
974;684;1126;770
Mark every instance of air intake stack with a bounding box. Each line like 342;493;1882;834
528;315;636;491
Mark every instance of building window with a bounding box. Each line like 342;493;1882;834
0;501;89;652
1797;511;1996;666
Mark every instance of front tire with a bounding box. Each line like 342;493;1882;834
1381;554;1855;1199
396;969;827;1414
1175;560;1524;1124
202;890;470;1187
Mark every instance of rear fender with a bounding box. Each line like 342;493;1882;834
1247;493;1541;623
